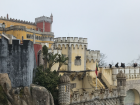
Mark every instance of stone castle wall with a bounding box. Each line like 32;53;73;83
0;36;36;87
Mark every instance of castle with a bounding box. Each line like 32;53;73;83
0;14;53;47
0;14;140;105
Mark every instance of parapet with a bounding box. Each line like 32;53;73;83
0;26;54;37
54;37;88;49
86;50;100;62
54;37;87;43
0;16;36;25
35;16;52;24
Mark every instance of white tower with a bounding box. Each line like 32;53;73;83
59;74;70;105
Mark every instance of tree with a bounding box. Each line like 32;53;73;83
34;66;60;105
34;45;69;105
57;54;68;71
127;55;140;66
42;45;59;70
42;45;69;71
98;53;107;67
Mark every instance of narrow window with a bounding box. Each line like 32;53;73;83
75;56;81;66
120;81;122;86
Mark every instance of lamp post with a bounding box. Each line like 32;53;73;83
2;23;5;34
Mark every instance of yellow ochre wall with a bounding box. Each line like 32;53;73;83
1;30;53;45
71;45;85;71
51;44;69;71
60;45;69;71
0;19;54;48
0;20;36;29
102;68;113;86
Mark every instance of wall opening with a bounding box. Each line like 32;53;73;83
124;89;140;105
75;56;81;66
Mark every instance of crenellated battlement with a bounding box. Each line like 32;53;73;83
54;37;87;49
86;50;100;62
35;16;52;24
54;37;87;43
0;16;36;25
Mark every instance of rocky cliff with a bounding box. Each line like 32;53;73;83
0;73;54;105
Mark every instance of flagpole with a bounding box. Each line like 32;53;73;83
96;75;97;90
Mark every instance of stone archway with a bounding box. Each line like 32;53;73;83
125;80;140;105
124;89;140;105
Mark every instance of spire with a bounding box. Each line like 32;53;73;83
50;13;53;17
7;14;9;19
50;13;53;23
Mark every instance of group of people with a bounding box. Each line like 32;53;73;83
108;63;138;68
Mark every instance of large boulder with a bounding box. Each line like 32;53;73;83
31;84;54;105
0;73;11;93
0;73;54;105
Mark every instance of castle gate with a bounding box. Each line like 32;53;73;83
124;79;140;105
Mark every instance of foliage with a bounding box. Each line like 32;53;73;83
57;54;68;71
98;53;107;67
42;45;59;69
33;65;60;105
0;85;8;105
19;88;24;98
42;45;69;71
34;45;69;105
127;55;140;66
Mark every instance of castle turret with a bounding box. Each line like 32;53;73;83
59;74;70;105
35;14;53;32
54;37;88;71
117;70;126;105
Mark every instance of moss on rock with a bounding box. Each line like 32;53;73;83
0;85;8;105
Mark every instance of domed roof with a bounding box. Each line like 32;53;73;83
60;74;70;83
117;70;126;78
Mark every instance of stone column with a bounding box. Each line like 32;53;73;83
120;96;125;105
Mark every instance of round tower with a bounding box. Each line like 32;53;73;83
117;70;126;105
59;74;70;105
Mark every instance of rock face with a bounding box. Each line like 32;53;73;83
0;36;36;87
0;73;54;105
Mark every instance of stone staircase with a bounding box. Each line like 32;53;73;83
97;73;108;89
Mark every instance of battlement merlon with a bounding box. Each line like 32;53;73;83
54;37;87;43
86;50;100;62
53;37;88;49
0;16;36;25
35;16;52;24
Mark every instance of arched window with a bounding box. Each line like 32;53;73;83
75;56;81;66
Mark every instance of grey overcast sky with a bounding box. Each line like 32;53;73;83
1;0;140;65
